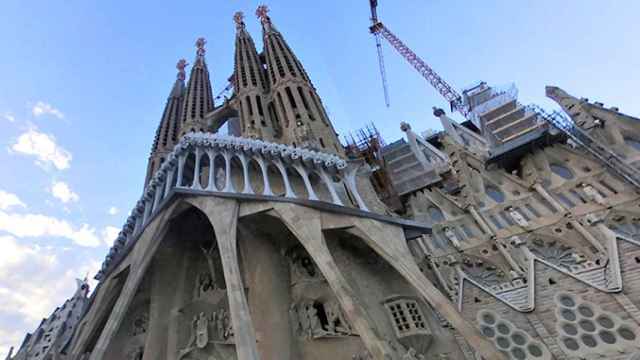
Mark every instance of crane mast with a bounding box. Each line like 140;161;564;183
368;0;470;119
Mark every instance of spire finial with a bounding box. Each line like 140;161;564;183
195;37;207;57
256;5;270;24
234;11;245;29
176;59;188;81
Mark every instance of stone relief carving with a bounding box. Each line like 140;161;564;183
529;238;580;270
460;256;504;287
127;346;144;360
179;307;235;360
581;183;606;205
196;312;210;349
197;272;216;297
290;299;355;339
442;227;462;249
506;206;529;227
284;246;322;285
402;348;426;360
352;352;373;360
131;313;148;336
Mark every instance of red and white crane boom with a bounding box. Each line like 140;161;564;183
368;0;470;119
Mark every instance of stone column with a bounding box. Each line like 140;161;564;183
88;204;177;360
273;204;395;360
188;198;260;360
350;218;507;360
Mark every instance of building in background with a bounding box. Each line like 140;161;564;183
7;6;640;360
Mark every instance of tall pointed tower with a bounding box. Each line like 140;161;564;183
145;59;187;186
257;5;344;156
180;37;215;136
233;11;280;141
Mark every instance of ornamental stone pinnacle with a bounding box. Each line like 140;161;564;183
234;11;245;29
195;37;206;56
176;59;188;81
256;4;270;24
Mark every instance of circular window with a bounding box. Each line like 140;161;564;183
562;323;578;336
511;347;526;360
578;305;594;318
596;316;614;329
550;164;574;180
481;312;496;325
528;344;543;357
481;326;495;338
497;322;510;335
496;336;510;349
618;327;637;341
511;332;526;346
563;337;579;351
559;295;575;307
561;309;577;321
579;319;596;332
599;330;616;344
485;186;506;203
581;334;597;348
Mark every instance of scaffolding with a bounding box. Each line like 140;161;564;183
345;123;403;211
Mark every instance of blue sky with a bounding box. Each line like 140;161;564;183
0;0;639;354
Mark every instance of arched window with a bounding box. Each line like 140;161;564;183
485;186;506;203
550;164;574;180
624;137;640;152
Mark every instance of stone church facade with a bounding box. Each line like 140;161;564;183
7;6;640;360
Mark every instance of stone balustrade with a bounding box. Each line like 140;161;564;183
96;132;367;280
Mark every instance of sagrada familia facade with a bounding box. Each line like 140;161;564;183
7;6;640;360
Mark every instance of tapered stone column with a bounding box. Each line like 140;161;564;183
88;204;178;360
188;197;260;360
349;217;507;360
272;204;395;360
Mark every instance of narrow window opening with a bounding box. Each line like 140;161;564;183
256;96;264;116
277;92;289;128
245;96;254;117
319;137;325;148
285;87;297;109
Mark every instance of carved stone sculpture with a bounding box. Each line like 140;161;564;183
196;312;209;349
581;183;606;205
402;348;425;360
443;227;462;249
128;346;144;360
506;207;529;227
325;300;354;335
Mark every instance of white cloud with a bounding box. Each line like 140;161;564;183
0;191;25;210
0;236;58;322
32;101;64;119
50;181;79;203
0;211;101;247
3;113;15;122
101;226;120;247
0;235;101;353
108;206;119;215
10;129;72;170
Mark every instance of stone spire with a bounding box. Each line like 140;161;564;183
180;37;215;136
257;5;344;156
233;11;279;141
145;59;187;187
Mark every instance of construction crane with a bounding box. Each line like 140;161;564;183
368;0;470;119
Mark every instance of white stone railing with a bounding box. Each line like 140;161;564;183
96;133;367;280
